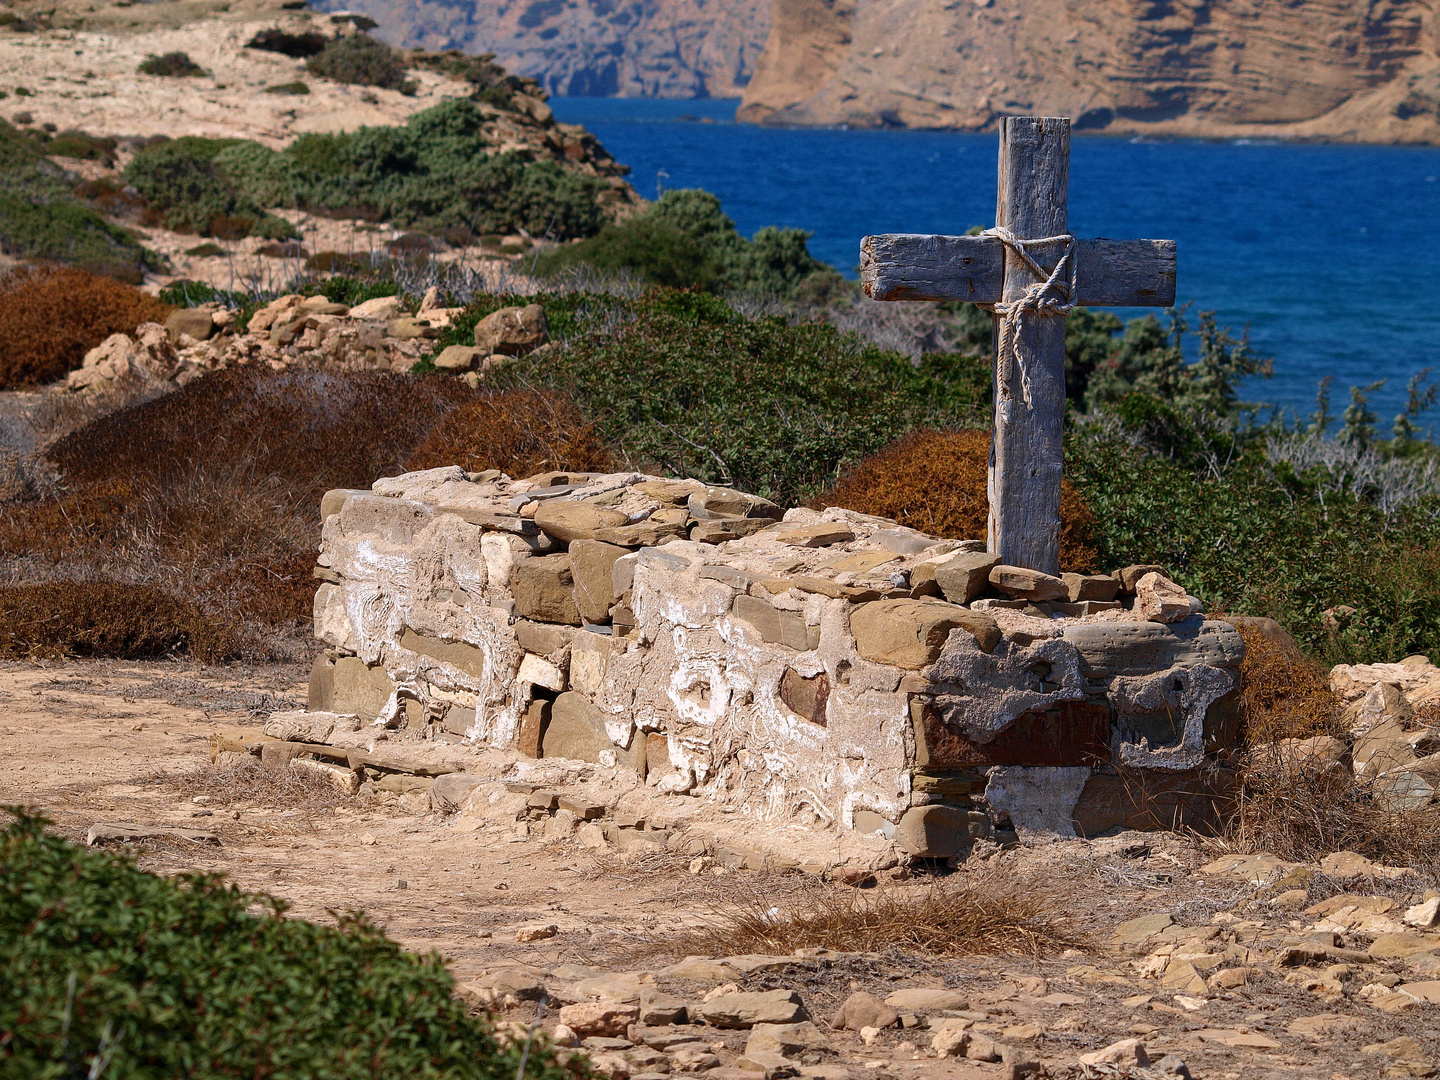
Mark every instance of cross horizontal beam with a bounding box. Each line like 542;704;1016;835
860;233;1177;307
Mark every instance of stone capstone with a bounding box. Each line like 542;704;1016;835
1135;571;1201;623
849;598;1000;668
917;549;1000;604
989;564;1067;601
534;500;631;543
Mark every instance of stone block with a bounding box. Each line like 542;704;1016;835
429;773;485;811
260;741;312;769
1135;571;1200;623
329;656;398;721
1062;620;1244;679
400;628;488;679
690;518;774;544
534;501;630;544
442;705;475;735
910;698;1111;769
882;988;969;1011
779;668;829;725
512;553;582;625
570;631;610;696
313;583;357;651
745;1022;832;1057
387;317;438;340
164;307;214;343
432;344;482;370
989;565;1067;601
473;303;548;356
517;697;550;758
1061;572;1119;603
851;810;894;836
915;550;999;604
733;593;809;651
518;652;566;692
291;756;360;794
638;990;689;1026
895;805;991;857
514;619;575;656
377;773;432;794
699;990;807;1028
850;599;999;669
1071;768;1235;837
687;487;784;521
594;521;687;546
1115;564;1167;592
320;487;366;519
542;692;644;772
769;523;854;548
263;710;345;743
570;540;627;624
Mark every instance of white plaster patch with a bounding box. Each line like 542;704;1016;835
984;766;1092;839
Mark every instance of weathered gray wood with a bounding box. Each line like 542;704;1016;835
990;115;1069;576
859;235;1176;306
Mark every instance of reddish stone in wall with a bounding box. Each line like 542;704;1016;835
912;698;1111;768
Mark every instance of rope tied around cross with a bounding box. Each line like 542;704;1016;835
979;225;1078;408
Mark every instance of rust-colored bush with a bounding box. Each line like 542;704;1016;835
404;388;613;478
1235;627;1343;746
0;265;172;389
818;428;1098;572
0;581;233;660
13;368;483;659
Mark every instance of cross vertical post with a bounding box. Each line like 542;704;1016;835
858;116;1175;577
989;116;1069;575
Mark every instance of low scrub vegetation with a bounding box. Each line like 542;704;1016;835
0;809;581;1080
137;51;205;77
405;388;613;476
306;32;415;93
536;189;835;297
0;120;160;279
118;99;605;240
0;265;171;388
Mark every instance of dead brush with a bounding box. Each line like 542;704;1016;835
1224;749;1440;871
1214;626;1440;867
817;428;1099;572
153;757;362;812
625;874;1084;961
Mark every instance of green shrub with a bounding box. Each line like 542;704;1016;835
42;129;116;163
284;98;605;238
306;32;414;93
474;289;989;502
138;51;205;77
122;137;296;239
246;27;330;57
0;120;158;277
264;80;310;94
536;189;827;296
0;809;582;1080
213;139;299;207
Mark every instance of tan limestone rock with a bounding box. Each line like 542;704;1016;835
849;598;999;668
512;553;583;625
433;344;483;371
915;549;999;605
699;989;807;1028
1134;571;1201;623
534;501;631;543
474;303;549;356
569;539;628;624
1062;572;1120;603
989;565;1067;601
1115;564;1168;592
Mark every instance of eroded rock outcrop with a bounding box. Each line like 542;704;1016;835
739;0;1440;144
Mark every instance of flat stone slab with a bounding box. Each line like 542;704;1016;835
86;822;220;846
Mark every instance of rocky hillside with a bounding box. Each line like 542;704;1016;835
739;0;1440;143
310;0;769;98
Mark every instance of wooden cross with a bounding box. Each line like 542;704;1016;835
859;116;1176;576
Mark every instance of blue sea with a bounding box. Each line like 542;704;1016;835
550;96;1440;425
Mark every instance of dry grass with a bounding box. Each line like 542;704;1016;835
1226;751;1440;871
1224;627;1440;869
0;265;172;389
404;388;612;478
153;757;365;812
818;428;1098;572
626;875;1085;961
0;580;232;660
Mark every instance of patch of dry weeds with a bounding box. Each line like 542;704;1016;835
627;873;1085;961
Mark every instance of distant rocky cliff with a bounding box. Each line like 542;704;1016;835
314;0;770;98
739;0;1440;143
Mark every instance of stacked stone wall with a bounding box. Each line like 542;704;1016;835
311;466;1246;860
